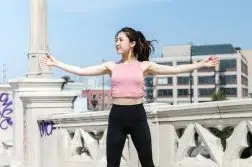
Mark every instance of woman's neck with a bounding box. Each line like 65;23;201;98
122;52;137;63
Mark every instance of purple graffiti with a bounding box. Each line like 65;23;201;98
39;121;56;137
0;93;13;130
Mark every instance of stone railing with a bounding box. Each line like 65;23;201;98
37;99;252;167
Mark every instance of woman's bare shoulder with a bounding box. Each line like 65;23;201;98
140;61;151;70
104;61;117;70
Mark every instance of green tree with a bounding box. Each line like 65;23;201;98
61;75;73;83
61;75;74;90
211;90;226;101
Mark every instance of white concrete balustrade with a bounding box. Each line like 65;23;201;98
33;99;252;167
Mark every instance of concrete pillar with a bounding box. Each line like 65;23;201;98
9;78;76;167
28;0;51;78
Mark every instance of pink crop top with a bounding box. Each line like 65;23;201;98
110;60;145;98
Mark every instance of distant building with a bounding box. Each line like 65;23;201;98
63;77;111;112
145;44;250;104
82;89;112;111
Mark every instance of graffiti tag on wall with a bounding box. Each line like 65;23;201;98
0;93;13;130
39;121;56;137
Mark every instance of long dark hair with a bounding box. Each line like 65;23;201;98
115;27;157;62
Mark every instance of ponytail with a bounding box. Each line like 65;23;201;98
135;31;156;62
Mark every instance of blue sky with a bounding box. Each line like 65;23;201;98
0;0;251;82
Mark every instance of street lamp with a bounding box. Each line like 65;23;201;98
189;42;193;103
102;59;105;110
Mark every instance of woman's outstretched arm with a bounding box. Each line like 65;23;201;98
40;55;112;76
146;56;220;75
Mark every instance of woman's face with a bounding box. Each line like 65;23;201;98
115;32;135;55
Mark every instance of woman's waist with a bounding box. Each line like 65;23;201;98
112;97;143;105
110;89;145;99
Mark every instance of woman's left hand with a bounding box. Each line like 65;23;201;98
201;56;220;67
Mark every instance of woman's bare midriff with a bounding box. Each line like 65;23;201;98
112;97;143;105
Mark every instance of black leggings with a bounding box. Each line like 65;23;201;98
106;103;155;167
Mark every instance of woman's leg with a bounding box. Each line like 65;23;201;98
130;111;155;167
106;107;127;167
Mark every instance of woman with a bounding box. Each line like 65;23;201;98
40;27;220;167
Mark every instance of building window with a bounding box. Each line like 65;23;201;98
198;88;214;97
241;61;248;75
145;89;154;102
157;77;173;85
177;61;190;65
157;89;173;97
177;76;192;85
191;44;236;56
157;62;173;66
145;77;153;87
198;76;215;85
220;88;237;97
178;89;190;97
219;59;236;72
219;75;237;85
242;88;248;97
241;76;248;86
92;94;97;100
198;67;215;72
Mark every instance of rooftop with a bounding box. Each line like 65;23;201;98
192;44;238;56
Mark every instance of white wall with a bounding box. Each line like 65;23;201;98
0;84;13;166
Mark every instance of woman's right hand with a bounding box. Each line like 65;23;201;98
39;55;59;67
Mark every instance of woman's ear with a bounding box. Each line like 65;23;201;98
130;41;136;48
